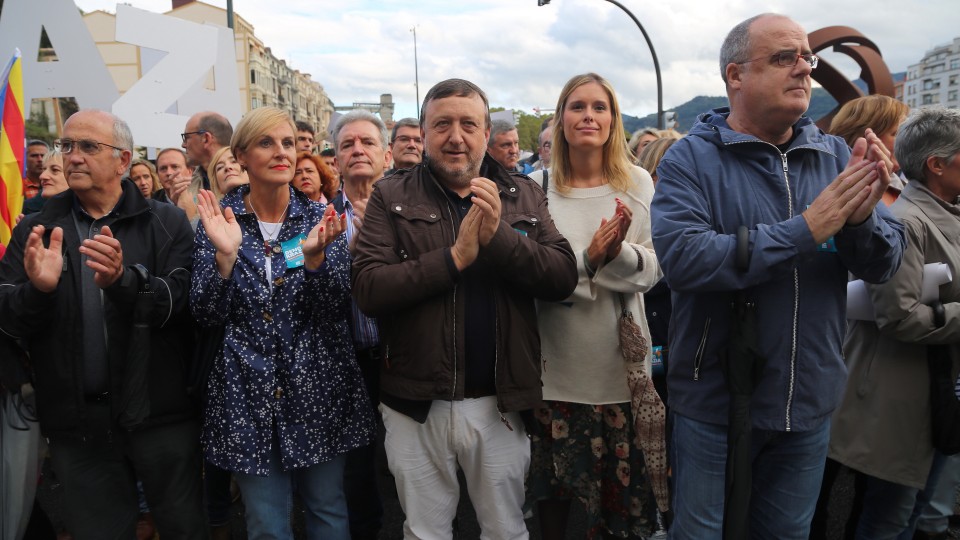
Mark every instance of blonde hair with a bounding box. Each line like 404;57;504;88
628;127;660;158
231;107;297;166
551;73;634;193
637;138;676;183
207;146;248;201
828;95;909;147
130;158;161;193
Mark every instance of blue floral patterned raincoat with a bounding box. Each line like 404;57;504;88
191;185;374;475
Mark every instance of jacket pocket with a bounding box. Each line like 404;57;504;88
389;202;444;258
693;317;711;381
504;212;541;240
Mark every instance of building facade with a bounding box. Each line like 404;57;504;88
902;37;960;110
79;0;335;135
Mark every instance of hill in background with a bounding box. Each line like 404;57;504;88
623;76;899;133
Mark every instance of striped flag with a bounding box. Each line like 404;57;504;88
0;48;25;247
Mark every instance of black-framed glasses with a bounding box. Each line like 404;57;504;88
739;52;818;69
54;138;125;155
541;142;552;149
181;130;207;142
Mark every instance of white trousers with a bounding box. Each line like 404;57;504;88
381;397;530;540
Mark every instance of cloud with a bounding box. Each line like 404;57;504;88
73;0;959;120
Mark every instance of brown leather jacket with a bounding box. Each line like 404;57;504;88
352;155;577;413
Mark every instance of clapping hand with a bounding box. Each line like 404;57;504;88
196;189;242;277
469;177;502;246
79;225;125;288
587;199;632;270
303;204;347;271
24;225;63;293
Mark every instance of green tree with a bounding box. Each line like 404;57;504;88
26;110;54;144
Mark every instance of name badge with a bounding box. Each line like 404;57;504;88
651;346;665;376
281;233;307;269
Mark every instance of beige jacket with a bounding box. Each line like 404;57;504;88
829;180;960;489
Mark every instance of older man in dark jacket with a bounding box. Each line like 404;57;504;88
352;79;577;539
0;110;204;539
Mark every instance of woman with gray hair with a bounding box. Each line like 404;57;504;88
828;106;960;539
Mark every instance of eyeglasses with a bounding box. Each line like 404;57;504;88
181;130;207;142
541;142;552;149
54;138;125;155
394;135;423;145
739;52;819;69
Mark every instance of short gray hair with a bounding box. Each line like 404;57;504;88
895;106;960;183
391;117;420;142
488;119;516;148
333;109;388;149
720;13;779;84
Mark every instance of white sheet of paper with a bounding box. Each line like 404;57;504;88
847;262;953;321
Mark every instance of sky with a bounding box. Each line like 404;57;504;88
72;0;959;122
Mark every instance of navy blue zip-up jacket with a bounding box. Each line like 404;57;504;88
650;108;906;432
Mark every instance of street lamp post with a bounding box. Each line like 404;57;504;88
411;26;420;118
538;0;663;129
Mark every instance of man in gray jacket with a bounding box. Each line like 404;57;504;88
352;78;577;539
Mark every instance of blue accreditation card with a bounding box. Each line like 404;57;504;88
281;233;307;269
806;204;837;252
651;346;664;376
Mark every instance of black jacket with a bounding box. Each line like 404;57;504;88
0;179;196;437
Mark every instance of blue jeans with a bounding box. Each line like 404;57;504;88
855;451;948;540
668;413;830;540
915;453;960;534
855;473;920;540
234;445;349;540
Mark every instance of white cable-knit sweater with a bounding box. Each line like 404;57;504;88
528;166;661;404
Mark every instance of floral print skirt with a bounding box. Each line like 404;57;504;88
527;400;656;539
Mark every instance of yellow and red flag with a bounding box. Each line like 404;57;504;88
0;48;25;247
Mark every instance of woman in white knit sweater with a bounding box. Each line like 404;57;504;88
527;73;661;539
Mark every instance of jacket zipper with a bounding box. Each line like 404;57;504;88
723;133;827;431
693;317;711;381
440;197;459;401
780;152;799;432
493;305;513;431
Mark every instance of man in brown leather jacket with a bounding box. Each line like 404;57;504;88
352;78;577;539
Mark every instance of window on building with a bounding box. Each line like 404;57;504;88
923;94;934;105
949;90;958;102
250;70;256;85
952;59;960;70
252;97;260;109
951;75;958;86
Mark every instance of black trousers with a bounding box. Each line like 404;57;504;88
47;403;207;540
345;344;384;540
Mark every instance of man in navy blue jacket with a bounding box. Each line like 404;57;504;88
651;13;905;539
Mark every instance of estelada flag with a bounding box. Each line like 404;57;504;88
0;48;25;247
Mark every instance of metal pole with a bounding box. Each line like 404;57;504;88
602;0;663;129
412;26;420;118
227;0;234;29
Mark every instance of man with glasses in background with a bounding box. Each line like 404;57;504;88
532;126;552;172
650;13;905;538
179;111;233;226
0;110;204;538
386;117;423;175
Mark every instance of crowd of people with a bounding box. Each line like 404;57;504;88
1;10;959;540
